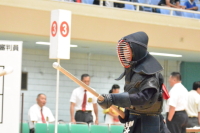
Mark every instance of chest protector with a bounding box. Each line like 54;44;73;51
124;72;163;115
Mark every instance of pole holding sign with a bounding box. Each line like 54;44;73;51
49;9;71;59
49;9;71;133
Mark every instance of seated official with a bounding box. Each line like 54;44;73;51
158;0;186;8
184;0;198;10
28;93;55;133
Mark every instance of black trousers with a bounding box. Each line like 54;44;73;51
187;117;199;128
121;114;170;133
30;128;35;133
75;111;93;124
166;111;188;133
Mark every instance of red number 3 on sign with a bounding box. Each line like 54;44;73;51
51;21;57;37
60;21;69;37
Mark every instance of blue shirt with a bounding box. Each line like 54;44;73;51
184;0;197;9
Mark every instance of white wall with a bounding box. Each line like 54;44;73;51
21;48;180;123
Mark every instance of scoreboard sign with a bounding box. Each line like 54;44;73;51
49;9;71;59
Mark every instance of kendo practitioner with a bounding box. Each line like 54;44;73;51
97;31;170;133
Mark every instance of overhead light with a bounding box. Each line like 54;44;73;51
150;52;182;57
36;42;50;45
70;44;77;47
36;42;78;47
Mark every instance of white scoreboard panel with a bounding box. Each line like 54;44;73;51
0;66;4;123
0;41;22;133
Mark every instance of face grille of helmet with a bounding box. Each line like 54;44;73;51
117;40;133;68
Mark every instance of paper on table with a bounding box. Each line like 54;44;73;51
187;126;200;129
193;126;200;129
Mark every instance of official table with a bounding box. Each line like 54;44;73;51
186;128;200;133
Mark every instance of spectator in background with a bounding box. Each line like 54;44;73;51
158;0;186;8
70;74;98;124
28;94;55;133
93;0;124;8
75;0;81;3
166;72;188;133
184;0;198;10
103;84;123;124
186;81;200;128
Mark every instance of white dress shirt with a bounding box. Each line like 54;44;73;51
166;83;188;112
186;90;200;117
28;104;55;129
70;87;97;111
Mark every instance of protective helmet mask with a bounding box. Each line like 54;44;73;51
115;31;163;81
117;40;133;68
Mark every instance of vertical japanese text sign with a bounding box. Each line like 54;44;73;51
49;10;71;59
0;41;22;133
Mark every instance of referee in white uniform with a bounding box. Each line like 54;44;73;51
70;74;98;124
166;72;188;133
28;94;55;133
186;81;200;127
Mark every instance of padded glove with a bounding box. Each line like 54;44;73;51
97;94;113;109
118;109;130;123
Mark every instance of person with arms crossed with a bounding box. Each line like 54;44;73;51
28;93;55;133
184;0;198;10
158;0;185;8
186;81;200;128
166;72;188;133
70;74;98;124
